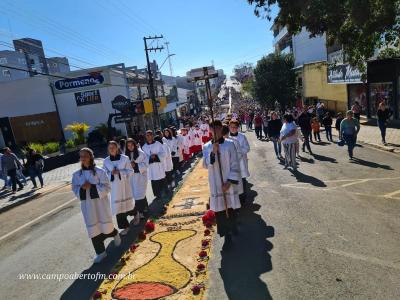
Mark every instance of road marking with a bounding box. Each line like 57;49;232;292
326;248;400;271
0;198;76;242
383;189;400;199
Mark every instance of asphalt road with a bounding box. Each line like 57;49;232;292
1;131;399;300
0;160;195;300
207;129;400;300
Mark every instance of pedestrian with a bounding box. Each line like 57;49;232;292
316;103;325;123
103;141;135;235
249;111;255;129
180;128;191;163
164;128;180;176
72;147;120;264
268;112;283;159
203;120;241;251
340;110;360;160
25;149;44;189
322;112;333;142
155;134;174;190
335;112;344;136
125;138;148;225
0;151;11;190
311;117;322;142
262;112;270;140
142;130;167;199
1;147;24;193
297;108;313;154
191;124;203;155
229;119;250;206
377;102;393;144
351;101;362;121
280;114;298;171
254;113;263;139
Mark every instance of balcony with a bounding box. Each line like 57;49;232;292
273;26;289;46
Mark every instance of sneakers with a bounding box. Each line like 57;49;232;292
93;252;107;264
119;228;129;236
114;233;121;247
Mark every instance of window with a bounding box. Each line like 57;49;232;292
18;58;26;65
2;69;11;77
0;57;7;64
52;63;58;67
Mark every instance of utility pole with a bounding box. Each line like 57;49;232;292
144;35;164;130
164;41;173;76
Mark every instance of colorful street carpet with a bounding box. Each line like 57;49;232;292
93;159;216;300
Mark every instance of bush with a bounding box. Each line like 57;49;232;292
65;139;75;149
27;142;60;154
28;143;44;154
87;130;105;146
64;122;90;145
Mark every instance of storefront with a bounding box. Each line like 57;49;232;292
367;58;400;120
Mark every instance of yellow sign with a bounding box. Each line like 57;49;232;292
143;97;168;114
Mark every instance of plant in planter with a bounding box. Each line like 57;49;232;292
64;122;90;145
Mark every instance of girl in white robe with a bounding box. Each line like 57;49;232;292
191;124;203;154
203;120;241;249
125;138;148;225
103;141;134;235
169;128;181;175
161;129;176;188
72;148;120;263
142;130;166;199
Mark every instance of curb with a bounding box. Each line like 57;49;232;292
0;182;70;214
331;133;398;154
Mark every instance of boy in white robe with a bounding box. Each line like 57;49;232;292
103;141;134;235
200;119;211;144
162;128;178;187
203;120;241;250
180;128;191;163
229;119;251;205
142;130;166;199
72;148;120;263
125;138;148;225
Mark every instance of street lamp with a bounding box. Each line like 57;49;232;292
159;54;176;71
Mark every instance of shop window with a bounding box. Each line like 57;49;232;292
369;82;393;118
348;84;367;114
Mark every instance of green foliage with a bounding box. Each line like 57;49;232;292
241;78;255;97
65;139;76;149
94;123;109;139
247;0;400;72
253;53;296;108
377;47;400;59
28;142;60;154
64;122;90;145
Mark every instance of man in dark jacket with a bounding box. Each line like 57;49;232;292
297;108;313;155
1;147;24;193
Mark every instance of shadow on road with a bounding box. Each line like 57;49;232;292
219;202;274;300
290;169;327;187
312;153;337;163
350;158;394;170
299;156;315;164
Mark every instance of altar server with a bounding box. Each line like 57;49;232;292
142;130;166;199
180;128;192;162
162;128;178;186
191;124;203;154
72;148;120;263
229;119;251;205
203;120;241;250
103;141;134;235
155;134;174;189
125;138;148;225
200;119;211;143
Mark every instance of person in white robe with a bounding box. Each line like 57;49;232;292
162;128;177;187
103;141;134;235
155;134;174;189
203;120;241;250
125;138;148;225
142;130;166;199
229;119;251;205
192;124;203;154
200;119;211;144
180;128;192;163
72;148;120;263
169;127;181;175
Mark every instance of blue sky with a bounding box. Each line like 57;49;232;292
0;0;276;76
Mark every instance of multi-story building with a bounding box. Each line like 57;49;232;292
13;38;49;75
0;50;30;82
46;57;70;74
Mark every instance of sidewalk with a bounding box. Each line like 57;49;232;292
0;158;103;213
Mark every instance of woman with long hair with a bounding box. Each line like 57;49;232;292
103;141;134;235
125;138;148;225
169;127;181;175
377;102;393;144
340;110;360;159
72;148;120;263
163;128;179;181
155;133;174;189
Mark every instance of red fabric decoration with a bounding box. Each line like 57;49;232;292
138;231;147;241
191;285;201;295
197;263;205;270
202;240;209;247
199;250;207;258
144;221;155;233
129;244;138;253
93;290;102;299
204;229;210;236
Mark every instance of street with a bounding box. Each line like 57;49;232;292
0;131;399;299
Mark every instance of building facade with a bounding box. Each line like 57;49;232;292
47;57;71;74
0;50;30;82
13;38;49;75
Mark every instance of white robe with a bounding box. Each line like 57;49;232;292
229;132;251;178
181;134;191;155
227;136;244;195
72;167;115;238
163;137;178;158
203;139;241;212
127;149;148;200
161;141;173;172
176;135;184;162
103;155;134;215
200;123;210;139
142;141;166;181
192;129;203;146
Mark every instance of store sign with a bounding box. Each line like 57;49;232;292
74;90;101;106
328;64;362;83
54;74;104;91
112;95;130;112
114;115;133;124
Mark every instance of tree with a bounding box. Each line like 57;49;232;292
233;62;254;82
247;0;400;73
241;78;255;97
253;53;296;108
377;46;400;59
